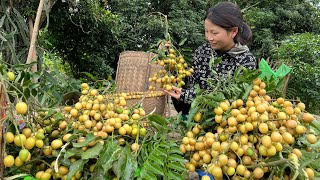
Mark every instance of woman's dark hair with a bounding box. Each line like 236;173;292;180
205;2;252;45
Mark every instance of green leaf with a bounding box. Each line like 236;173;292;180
82;72;97;81
0;34;7;42
0;14;5;27
212;92;225;102
148;153;164;166
144;161;164;176
53;112;64;121
81;142;103;159
167;162;186;172
168;147;183;155
168;154;185;163
65;148;81;159
42;108;57;120
139;169;157;180
66;159;88;180
241;84;253;100
310;120;320;132
112;145;137;179
72;133;95;148
179;38;187;46
187;106;200;123
148;114;168;133
148;114;168;127
159;142;170;149
94;140;121;175
154;148;167;157
92;167;105;179
168;171;184;180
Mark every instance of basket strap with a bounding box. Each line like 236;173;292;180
144;53;152;91
115;52;122;92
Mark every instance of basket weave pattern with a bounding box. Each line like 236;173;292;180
115;51;166;115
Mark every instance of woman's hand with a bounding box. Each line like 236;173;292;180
163;86;182;100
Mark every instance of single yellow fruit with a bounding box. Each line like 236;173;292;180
40;172;51;180
4;132;15;143
132;114;140;120
253;167;264;179
58;166;69;175
131;143;140;152
16;102;28;115
81;83;89;89
35;132;45;140
22;128;32;138
36;140;44;148
139;128;147;136
305;168;314;179
119;99;126;106
14;134;26;147
7;71;15;81
15;156;24;167
63;134;72;142
193;112;202;122
25;137;36;150
201;175;211;180
19;149;30;162
4;155;15;167
51;139;63;150
35;171;44;179
302;113;314;123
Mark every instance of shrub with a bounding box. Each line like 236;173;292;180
273;33;320;114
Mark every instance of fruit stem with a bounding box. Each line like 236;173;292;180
246;158;290;169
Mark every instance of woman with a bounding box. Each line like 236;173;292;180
165;2;257;114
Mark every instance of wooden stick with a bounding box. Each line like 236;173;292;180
28;17;38;73
26;0;44;70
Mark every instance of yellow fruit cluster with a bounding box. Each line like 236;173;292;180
149;48;194;91
110;91;165;100
3;82;150;179
3;128;45;168
64;83;149;141
181;78;317;179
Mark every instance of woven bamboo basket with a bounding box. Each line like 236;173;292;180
115;51;167;115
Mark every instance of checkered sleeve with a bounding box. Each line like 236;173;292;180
179;47;202;104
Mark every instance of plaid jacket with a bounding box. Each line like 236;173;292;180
180;42;257;104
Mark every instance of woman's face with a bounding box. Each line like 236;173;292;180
204;19;237;51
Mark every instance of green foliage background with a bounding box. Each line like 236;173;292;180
273;33;320;114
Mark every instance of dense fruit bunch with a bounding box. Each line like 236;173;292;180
148;48;194;91
110;91;165;99
3;83;150;180
180;78;317;180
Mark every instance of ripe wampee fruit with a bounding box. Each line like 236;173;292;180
7;71;15;81
16;102;28;115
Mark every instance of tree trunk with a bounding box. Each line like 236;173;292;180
28;17;38;73
26;0;44;67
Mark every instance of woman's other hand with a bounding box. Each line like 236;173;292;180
163;86;182;100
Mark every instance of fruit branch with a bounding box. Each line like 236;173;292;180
148;12;169;39
246;158;290;169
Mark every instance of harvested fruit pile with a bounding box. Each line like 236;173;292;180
180;78;319;179
2;83;152;180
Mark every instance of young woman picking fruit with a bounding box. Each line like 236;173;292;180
165;2;257;113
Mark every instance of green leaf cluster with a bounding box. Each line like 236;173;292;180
274;33;320;114
137;114;188;180
0;62;81;108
